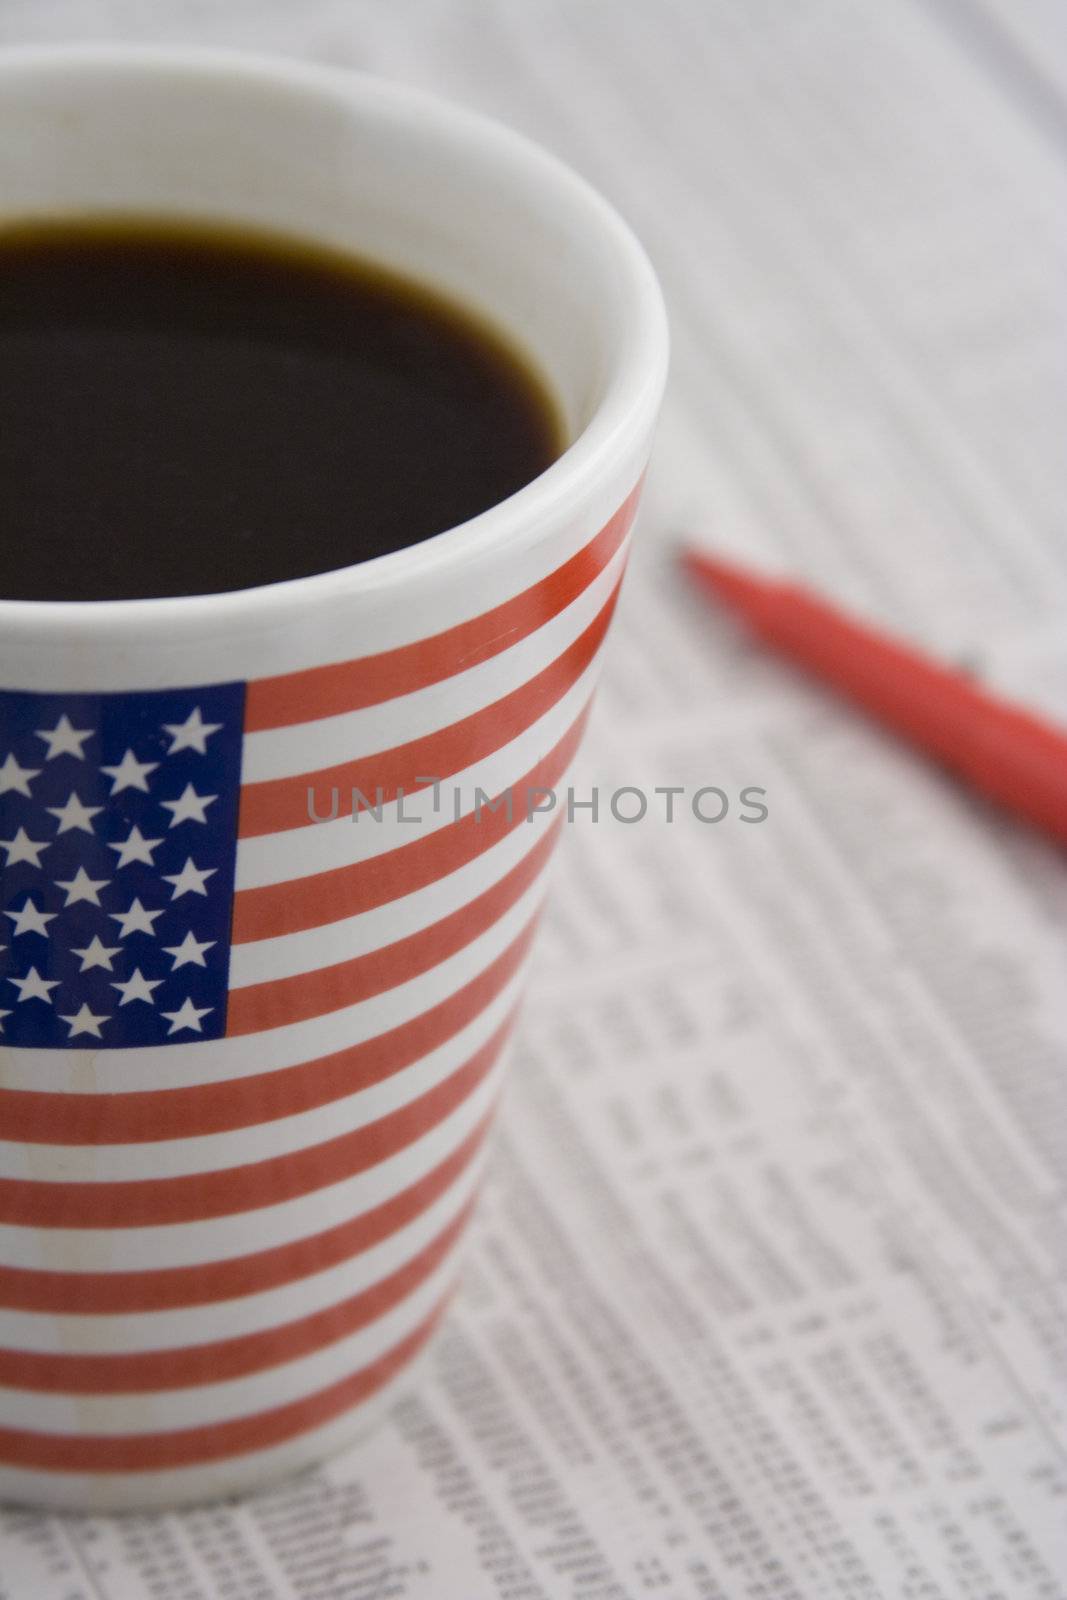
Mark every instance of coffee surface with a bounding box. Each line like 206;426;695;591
0;220;562;602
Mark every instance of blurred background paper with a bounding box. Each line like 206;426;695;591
1;2;1065;1596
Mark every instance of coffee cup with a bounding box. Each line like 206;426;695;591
0;44;667;1510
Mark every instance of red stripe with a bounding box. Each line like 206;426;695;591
236;579;620;838
0;1294;450;1472
0;1012;514;1229
244;483;639;731
227;813;560;1035
0;1198;473;1394
0;920;536;1147
0;1114;491;1314
233;699;589;943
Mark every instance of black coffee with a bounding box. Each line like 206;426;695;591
0;219;563;602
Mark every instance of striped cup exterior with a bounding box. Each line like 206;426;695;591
0;49;666;1510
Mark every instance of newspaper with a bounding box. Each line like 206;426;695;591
1;1;1065;1596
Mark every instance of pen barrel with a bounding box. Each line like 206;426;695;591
757;588;985;747
684;553;1067;849
958;707;1067;846
758;589;1067;847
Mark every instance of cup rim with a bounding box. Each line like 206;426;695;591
0;43;668;639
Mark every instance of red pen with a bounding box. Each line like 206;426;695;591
680;546;1067;848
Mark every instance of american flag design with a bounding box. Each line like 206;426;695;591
0;481;639;1505
0;682;243;1049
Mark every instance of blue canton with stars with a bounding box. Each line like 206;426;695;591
0;681;245;1048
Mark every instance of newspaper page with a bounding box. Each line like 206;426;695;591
1;1;1065;1596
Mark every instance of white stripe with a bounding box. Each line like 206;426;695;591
0;1050;505;1271
0;967;522;1183
0;873;548;1093
233;651;600;889
0;1147;484;1352
240;546;625;783
231;781;560;988
0;1250;460;1433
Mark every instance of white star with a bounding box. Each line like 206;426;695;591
59;1003;108;1039
163;930;216;969
162;856;216;899
0;1008;10;1033
162;996;213;1035
55;865;109;907
0;828;50;868
36;714;93;761
0;752;39;798
109;897;165;938
160;783;217;827
100;748;158;795
8;966;59;1004
111;967;163;1006
162;706;222;755
71;935;121;973
4;898;56;938
108;824;163;869
47;791;102;835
